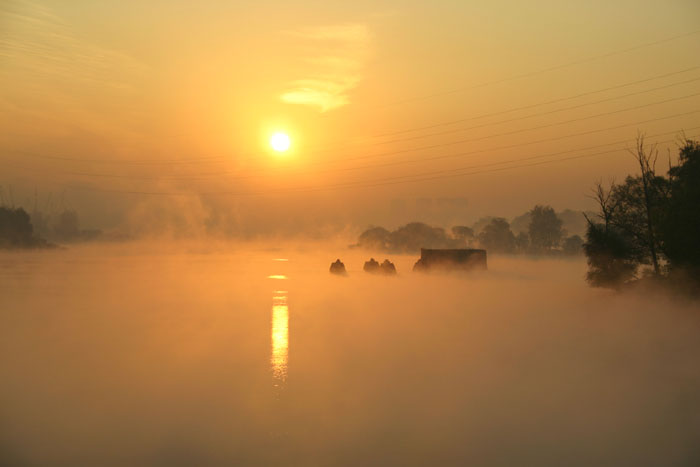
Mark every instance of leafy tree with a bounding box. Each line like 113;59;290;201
451;225;474;245
470;216;495;235
0;207;47;248
510;212;531;235
562;235;584;255
584;222;638;288
478;218;515;253
583;135;699;288
514;231;530;254
358;222;461;253
389;222;455;253
358;226;391;250
528;205;563;252
618;138;668;275
584;180;637;287
659;138;700;275
607;174;667;269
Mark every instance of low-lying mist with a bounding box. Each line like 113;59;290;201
1;241;699;466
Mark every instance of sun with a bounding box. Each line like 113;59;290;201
270;132;291;152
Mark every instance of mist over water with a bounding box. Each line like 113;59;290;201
1;243;699;466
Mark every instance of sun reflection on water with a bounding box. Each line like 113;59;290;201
271;294;289;384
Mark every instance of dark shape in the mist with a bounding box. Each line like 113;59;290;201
583;221;638;288
660;138;700;278
510;208;591;238
584;135;700;290
514;231;530;254
358;227;392;251
357;222;464;254
329;259;347;276
363;258;397;275
528;205;564;253
363;258;380;273
562;234;584;255
0;207;52;249
413;248;487;272
380;259;397;275
451;225;475;245
477;218;516;254
49;209;102;243
357;213;588;257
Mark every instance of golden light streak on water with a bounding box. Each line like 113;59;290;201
271;294;289;384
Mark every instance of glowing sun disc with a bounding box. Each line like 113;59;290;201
270;132;291;152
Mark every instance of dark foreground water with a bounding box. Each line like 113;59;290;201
1;243;699;466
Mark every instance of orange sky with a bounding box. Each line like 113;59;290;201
1;0;699;234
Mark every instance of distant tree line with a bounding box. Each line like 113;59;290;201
583;136;700;289
0;204;102;249
355;206;585;256
31;208;102;243
0;207;51;248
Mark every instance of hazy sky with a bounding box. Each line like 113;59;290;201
1;0;699;234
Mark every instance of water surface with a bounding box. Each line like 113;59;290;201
1;245;699;466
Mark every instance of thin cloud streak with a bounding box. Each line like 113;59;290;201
280;23;371;112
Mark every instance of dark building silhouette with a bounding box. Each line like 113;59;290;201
413;248;487;272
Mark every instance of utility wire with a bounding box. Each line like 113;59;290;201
8;65;700;166
357;67;700;139
9;88;700;178
342;76;700;149
33;129;699;197
5;109;699;182
371;28;700;108
56;134;696;197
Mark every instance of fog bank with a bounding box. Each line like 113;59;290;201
1;243;699;466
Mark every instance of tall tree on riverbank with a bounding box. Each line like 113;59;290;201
659;138;700;276
528;205;563;253
584;135;699;288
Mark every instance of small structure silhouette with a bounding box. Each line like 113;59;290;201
363;258;380;273
364;257;397;275
380;259;397;275
413;248;487;272
329;259;347;275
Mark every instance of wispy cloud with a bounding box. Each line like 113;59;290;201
280;23;371;112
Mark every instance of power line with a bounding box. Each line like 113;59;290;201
8;65;700;166
5;109;699;182
44;129;699;197
358;67;700;140
355;76;700;148
9;89;700;182
303;95;700;169
369;28;700;108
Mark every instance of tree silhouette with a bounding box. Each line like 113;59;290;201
358;226;391;251
528;205;563;253
562;235;584;255
451;225;474;245
0;207;48;248
659;138;700;276
583;222;638;287
584;135;699;288
478;218;516;253
514;231;530;254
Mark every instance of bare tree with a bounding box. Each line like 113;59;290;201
584;180;617;233
630;135;661;275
